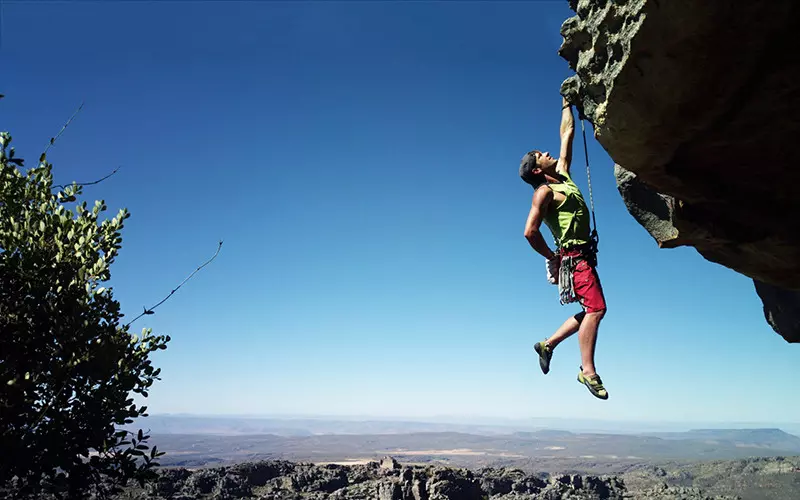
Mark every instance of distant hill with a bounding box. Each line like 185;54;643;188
129;415;528;436
642;429;800;453
131;415;800;437
514;430;575;439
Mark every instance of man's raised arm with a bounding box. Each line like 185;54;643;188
557;96;575;176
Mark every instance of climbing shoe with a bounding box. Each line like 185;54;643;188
533;341;553;375
577;367;608;400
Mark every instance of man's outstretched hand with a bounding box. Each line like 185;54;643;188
560;85;586;120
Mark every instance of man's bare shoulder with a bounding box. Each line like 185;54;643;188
532;184;554;207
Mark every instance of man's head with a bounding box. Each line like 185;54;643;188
519;150;558;188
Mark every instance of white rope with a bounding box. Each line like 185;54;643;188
579;118;599;257
579;118;597;233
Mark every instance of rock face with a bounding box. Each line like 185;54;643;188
557;0;800;342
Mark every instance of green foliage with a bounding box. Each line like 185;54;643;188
0;131;169;498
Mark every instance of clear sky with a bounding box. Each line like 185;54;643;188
3;1;797;426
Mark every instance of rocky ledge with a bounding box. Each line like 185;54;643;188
557;0;800;342
117;457;737;500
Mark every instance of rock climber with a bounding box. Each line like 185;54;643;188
518;95;608;400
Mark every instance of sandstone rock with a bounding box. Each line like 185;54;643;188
283;464;349;493
212;473;250;498
613;165;681;247
145;468;192;497
559;0;800;342
411;478;428;500
381;456;401;471
183;469;218;495
549;473;624;499
478;467;547;496
229;460;295;486
753;281;800;343
635;483;740;500
378;480;403;500
426;467;483;500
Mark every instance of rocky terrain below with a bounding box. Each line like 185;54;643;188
111;456;789;500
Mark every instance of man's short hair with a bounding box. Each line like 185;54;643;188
519;150;546;187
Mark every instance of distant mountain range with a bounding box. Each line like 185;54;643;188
122;415;800;473
640;428;800;451
130;414;800;437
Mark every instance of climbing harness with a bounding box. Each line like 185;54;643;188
556;117;599;306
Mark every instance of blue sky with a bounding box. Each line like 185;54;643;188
3;1;797;426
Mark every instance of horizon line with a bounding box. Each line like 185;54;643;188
140;412;800;428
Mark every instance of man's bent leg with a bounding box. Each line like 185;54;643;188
546;311;585;349
535;312;585;375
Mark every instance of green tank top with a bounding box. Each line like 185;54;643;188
542;172;591;249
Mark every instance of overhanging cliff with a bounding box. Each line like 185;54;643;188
558;0;800;342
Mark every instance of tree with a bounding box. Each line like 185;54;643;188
0;113;219;498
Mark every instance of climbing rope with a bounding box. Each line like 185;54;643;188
579;118;599;256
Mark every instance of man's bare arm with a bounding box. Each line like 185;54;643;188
557;96;575;176
524;186;557;261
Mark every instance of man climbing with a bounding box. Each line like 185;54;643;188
519;95;608;400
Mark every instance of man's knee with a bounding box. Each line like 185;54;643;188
587;308;606;320
579;306;606;321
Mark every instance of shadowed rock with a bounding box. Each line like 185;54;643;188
753;281;800;343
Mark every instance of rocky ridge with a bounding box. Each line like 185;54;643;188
115;457;739;500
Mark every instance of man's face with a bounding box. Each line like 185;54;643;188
532;150;557;174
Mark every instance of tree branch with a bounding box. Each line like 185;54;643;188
124;240;224;329
52;166;121;192
40;101;84;163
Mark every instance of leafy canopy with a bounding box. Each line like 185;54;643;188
0;127;168;498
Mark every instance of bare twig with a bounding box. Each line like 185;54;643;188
27;241;223;433
124;240;224;329
40;101;84;163
52;166;121;192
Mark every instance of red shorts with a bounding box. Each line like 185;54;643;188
561;248;607;314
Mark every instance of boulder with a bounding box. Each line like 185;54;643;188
559;0;800;342
381;456;401;471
